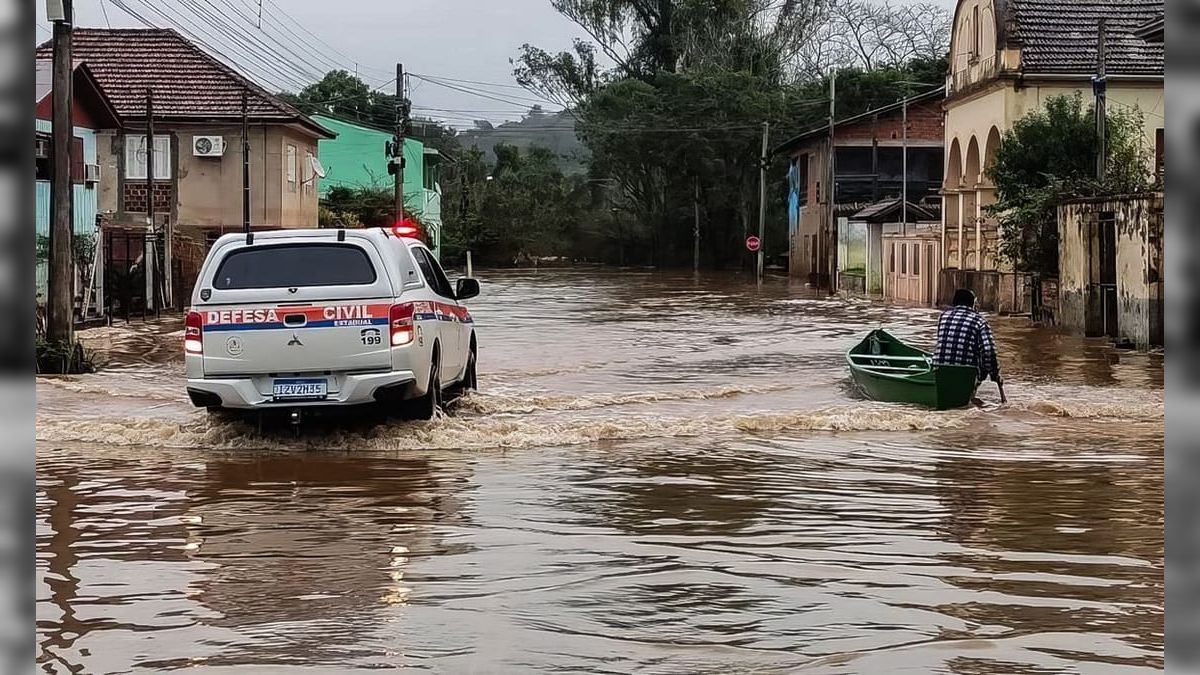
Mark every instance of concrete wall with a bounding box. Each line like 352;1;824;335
97;123;321;231
1057;193;1164;348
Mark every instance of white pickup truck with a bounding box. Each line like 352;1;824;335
184;228;478;420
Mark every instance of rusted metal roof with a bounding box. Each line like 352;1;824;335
851;198;938;223
34;28;333;137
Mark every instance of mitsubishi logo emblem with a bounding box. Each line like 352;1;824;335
287;332;303;347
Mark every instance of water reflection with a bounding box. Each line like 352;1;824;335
36;269;1163;672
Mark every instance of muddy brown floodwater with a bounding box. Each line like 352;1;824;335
36;269;1163;674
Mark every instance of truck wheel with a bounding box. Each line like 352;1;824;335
462;344;478;392
406;355;442;421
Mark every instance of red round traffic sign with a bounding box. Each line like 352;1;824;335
745;235;761;252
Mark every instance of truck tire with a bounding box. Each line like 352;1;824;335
406;352;442;421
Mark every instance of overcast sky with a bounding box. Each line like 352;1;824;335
36;0;956;127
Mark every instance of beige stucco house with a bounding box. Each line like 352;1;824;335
941;0;1164;312
36;28;335;309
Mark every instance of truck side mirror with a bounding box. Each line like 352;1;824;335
455;278;480;301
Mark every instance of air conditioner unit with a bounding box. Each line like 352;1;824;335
192;135;226;157
35;138;50;158
84;163;100;184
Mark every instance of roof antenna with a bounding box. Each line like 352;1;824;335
337;228;345;242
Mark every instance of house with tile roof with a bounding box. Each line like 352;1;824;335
941;0;1164;313
36;28;336;307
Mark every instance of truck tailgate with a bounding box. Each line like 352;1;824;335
200;300;393;376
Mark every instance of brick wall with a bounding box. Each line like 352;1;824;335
123;182;173;215
835;101;944;143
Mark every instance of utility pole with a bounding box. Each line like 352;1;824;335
47;0;75;346
826;73;836;291
242;89;250;234
693;176;701;274
757;121;769;284
145;89;156;313
1094;18;1108;181
902;89;908;234
393;63;407;224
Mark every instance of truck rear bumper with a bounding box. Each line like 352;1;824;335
187;370;417;410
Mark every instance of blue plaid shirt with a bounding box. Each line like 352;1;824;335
934;306;1000;382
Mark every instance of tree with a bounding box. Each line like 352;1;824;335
986;93;1153;277
279;70;397;128
513;39;604;108
439;144;598;266
794;1;951;79
512;0;952;270
318;185;428;229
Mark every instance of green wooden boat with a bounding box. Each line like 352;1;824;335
846;329;980;410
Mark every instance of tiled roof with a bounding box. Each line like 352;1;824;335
34;28;332;136
1009;0;1164;75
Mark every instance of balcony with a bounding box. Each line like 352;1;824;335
948;54;1000;96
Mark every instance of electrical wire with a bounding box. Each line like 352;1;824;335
409;73;536;92
107;0;311;92
411;74;563;110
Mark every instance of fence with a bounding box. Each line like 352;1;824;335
103;228;166;322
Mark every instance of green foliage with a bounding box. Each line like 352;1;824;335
510;0;951;269
36;337;94;374
440;144;600;266
318;185;429;230
985;93;1153;277
36;232;96;266
280;70;399;129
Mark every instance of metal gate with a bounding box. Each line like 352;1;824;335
1097;212;1118;339
104;229;166;322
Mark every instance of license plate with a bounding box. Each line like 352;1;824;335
272;378;327;400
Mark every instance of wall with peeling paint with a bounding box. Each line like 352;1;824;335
1057;193;1164;349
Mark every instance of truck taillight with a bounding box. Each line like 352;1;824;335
390;303;414;346
185;311;203;354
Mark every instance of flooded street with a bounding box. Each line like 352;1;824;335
36;269;1163;673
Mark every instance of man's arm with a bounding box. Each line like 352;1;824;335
979;320;1001;382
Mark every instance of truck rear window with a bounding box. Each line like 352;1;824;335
212;243;377;289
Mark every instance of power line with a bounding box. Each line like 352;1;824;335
199;0;331;81
260;0;393;80
108;0;311;92
411;74;562;109
171;0;328;85
409;73;534;92
99;0;113;28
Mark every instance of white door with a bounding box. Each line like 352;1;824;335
410;246;465;381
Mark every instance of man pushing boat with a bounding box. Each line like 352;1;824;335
934;289;1006;404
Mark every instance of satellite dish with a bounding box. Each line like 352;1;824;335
309;155;327;179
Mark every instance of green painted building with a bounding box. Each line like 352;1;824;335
313;114;442;257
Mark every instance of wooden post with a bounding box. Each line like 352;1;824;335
242;89;251;233
47;0;75;346
826;73;836;291
693;176;701;274
757;121;769;284
144;89;156;313
395;63;406;224
902;93;909;233
1095;18;1108;181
